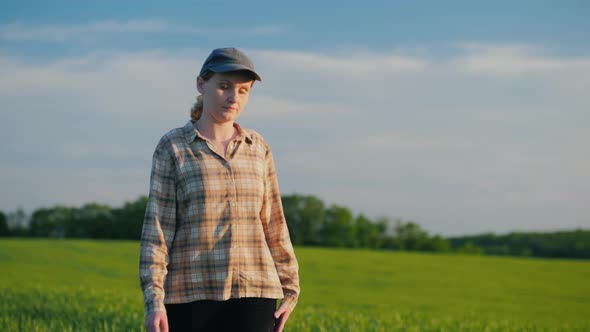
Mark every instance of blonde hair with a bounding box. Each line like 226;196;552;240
190;95;204;121
190;70;215;121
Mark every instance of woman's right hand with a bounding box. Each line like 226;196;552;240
145;311;169;332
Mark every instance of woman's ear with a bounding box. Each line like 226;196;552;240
196;76;205;94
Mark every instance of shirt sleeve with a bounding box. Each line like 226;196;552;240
139;136;178;315
260;144;300;311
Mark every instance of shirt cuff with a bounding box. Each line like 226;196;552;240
280;293;299;312
144;299;167;316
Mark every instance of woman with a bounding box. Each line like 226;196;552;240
139;48;300;332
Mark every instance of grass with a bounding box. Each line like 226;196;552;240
0;238;589;331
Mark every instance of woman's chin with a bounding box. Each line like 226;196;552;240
216;113;239;123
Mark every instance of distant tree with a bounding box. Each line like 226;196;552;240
394;220;430;251
0;210;9;236
319;205;354;247
112;196;148;239
298;195;325;245
9;193;589;259
30;206;73;237
6;208;30;237
73;203;114;238
374;216;390;249
27;197;147;240
448;230;590;259
422;235;450;252
282;195;302;244
282;194;325;245
352;214;380;248
453;241;483;255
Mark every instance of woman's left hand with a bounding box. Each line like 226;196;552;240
273;302;292;332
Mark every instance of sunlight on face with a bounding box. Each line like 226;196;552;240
197;71;255;124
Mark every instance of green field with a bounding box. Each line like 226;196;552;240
1;239;589;331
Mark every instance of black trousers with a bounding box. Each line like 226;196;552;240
165;297;277;332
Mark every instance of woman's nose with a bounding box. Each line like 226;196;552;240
227;90;237;103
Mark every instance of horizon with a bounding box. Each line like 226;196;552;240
2;193;588;238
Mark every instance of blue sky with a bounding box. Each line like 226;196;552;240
1;1;589;236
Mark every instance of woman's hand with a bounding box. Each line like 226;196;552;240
145;311;169;332
273;302;293;332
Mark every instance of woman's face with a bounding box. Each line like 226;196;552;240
197;71;254;124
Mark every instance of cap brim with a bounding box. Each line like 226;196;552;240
209;64;262;81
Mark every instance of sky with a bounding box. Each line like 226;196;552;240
1;1;589;236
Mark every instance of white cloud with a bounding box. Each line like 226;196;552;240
1;44;589;235
0;20;167;41
0;20;285;42
254;49;429;77
450;43;590;76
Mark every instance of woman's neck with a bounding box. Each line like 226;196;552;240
195;116;236;143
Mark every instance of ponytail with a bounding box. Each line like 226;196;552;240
190;95;204;121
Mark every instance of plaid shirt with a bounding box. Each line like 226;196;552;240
139;120;300;315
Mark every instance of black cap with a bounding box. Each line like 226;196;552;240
199;47;262;81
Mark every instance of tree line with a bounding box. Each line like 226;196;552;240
0;197;147;240
448;231;590;259
1;194;588;259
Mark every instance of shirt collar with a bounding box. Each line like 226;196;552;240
184;120;253;144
